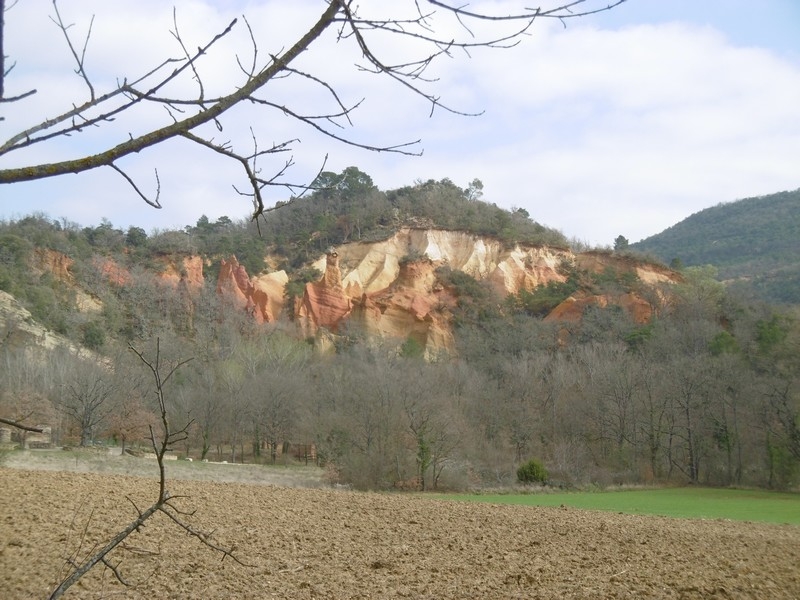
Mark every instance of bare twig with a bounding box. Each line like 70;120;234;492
0;1;626;213
48;339;243;599
0;2;338;182
49;0;95;99
109;163;162;209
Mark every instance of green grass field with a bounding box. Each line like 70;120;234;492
436;487;800;525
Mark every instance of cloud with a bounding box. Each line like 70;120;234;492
428;21;800;243
1;2;799;248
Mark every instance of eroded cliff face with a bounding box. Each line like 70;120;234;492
11;229;678;357
546;251;681;326
353;258;456;355
545;291;655;324
155;255;205;290
0;290;82;353
311;229;568;298
575;252;677;286
217;256;287;324
293;229;576;355
296;250;353;336
291;230;681;355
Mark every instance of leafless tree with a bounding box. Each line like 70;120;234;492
0;351;48;433
56;358;118;447
0;0;625;217
48;339;244;599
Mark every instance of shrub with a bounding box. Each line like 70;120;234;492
517;458;549;484
399;335;425;358
399;248;424;266
81;320;106;350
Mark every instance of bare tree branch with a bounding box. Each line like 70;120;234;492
1;0;5;99
48;340;242;599
0;1;626;214
0;2;339;183
109;163;162;209
50;0;95;99
0;416;44;432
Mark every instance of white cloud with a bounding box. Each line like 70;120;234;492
1;2;799;247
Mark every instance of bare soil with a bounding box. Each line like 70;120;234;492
1;451;799;599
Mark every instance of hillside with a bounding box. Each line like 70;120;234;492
631;188;800;303
2;171;799;494
0;168;673;355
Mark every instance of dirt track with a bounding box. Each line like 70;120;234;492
1;458;799;599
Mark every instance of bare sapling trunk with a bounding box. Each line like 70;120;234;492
48;339;245;599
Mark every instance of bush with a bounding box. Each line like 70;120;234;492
517;458;549;484
81;320;106;350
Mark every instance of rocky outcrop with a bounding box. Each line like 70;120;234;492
545;291;656;324
350;258;455;356
294;231;681;355
33;249;102;313
9;228;681;358
0;290;81;353
33;248;73;282
549;251;681;326
216;256;287;324
92;256;132;287
155;255;205;290
311;229;569;298
297;249;354;336
297;230;574;355
574;251;678;286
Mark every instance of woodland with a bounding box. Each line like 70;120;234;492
632;188;800;304
2;171;799;493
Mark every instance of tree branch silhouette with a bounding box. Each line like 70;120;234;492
48;339;244;599
0;0;625;218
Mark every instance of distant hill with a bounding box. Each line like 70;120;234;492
631;189;800;304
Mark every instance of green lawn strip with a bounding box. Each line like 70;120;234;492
433;487;800;525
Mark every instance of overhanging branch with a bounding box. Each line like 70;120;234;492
0;416;44;433
0;1;341;184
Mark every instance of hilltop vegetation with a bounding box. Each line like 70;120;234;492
1;171;799;493
631;188;800;303
261;168;566;267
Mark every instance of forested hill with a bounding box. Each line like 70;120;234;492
2;169;800;492
631;188;800;304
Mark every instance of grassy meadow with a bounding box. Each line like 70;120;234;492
436;487;800;526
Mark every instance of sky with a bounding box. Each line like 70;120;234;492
1;0;799;246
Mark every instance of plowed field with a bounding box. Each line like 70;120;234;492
1;456;799;599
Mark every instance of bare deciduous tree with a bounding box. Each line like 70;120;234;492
57;359;117;447
0;0;625;217
48;339;244;599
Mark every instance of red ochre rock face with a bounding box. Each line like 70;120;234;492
216;255;287;324
26;230;680;358
287;231;680;356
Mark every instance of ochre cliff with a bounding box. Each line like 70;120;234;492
545;251;680;325
296;250;353;336
289;229;578;355
545;291;655;324
310;229;568;298
217;256;287;324
353;257;455;355
12;230;680;357
290;230;681;355
574;251;678;286
155;255;205;291
33;249;102;313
